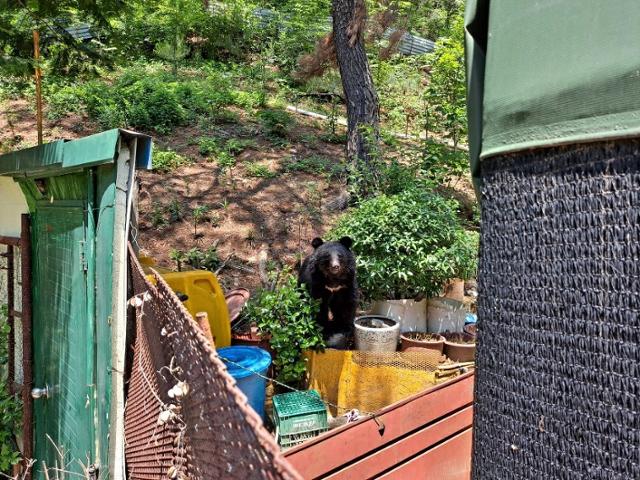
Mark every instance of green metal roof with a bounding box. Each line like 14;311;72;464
0;129;152;177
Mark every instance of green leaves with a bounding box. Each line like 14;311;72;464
330;187;479;301
258;108;294;138
425;28;467;148
0;305;21;471
243;273;323;385
152;149;190;172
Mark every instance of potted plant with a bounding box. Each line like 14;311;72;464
354;315;400;352
400;332;446;353
442;332;476;362
330;188;479;332
241;270;324;386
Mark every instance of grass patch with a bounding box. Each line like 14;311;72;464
153;150;191;172
283;154;346;178
246;162;277;178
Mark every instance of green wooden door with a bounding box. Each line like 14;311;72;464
32;202;95;478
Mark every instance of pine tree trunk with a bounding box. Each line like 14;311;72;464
332;0;380;169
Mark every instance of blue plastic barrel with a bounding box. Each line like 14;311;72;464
218;346;272;420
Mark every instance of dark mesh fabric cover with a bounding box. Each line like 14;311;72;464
473;139;640;479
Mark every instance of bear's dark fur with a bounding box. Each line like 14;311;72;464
298;237;358;343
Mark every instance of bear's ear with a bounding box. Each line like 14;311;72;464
311;237;324;249
339;236;353;249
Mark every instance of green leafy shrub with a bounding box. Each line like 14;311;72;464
198;137;220;157
0;305;21;472
421;141;469;180
200;2;259;61
211;108;240;124
170;248;186;271
283;155;345;178
75;65;239;132
167;198;185;223
83;77;188;132
184;246;220;272
425;32;468;149
153;150;190;172
319;132;347;144
192;205;209;237
154;36;189;76
243;272;324;384
246;163;277;179
217;152;236;179
231;90;262;109
258;108;294;138
46;84;86;120
330;188;479;300
225;138;256;155
150;202;168;229
378;159;421;195
269;2;331;73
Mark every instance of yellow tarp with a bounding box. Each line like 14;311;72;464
305;349;442;416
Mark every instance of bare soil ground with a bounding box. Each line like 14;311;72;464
0;98;476;293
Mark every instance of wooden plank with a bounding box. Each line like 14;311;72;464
378;428;473;480
284;373;474;479
326;405;473;480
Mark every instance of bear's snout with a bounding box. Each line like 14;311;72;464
329;254;342;273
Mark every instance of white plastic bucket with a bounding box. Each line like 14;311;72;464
427;297;467;333
371;298;427;333
354;315;401;352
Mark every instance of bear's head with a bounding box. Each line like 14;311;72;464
311;236;355;284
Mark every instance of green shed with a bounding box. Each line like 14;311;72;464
0;129;152;479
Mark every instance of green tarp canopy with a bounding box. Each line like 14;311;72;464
465;0;640;188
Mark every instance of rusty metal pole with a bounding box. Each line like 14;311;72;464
20;214;33;479
7;245;15;392
33;30;43;146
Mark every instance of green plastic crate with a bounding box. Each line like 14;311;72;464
273;390;328;437
276;428;328;450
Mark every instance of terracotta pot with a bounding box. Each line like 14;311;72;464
231;328;272;352
443;278;465;302
442;332;476;362
463;323;477;338
225;288;250;326
400;333;445;353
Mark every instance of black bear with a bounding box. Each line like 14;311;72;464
298;236;358;348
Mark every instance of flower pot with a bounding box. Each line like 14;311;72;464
443;278;465;302
427;297;467;334
354;315;400;352
442;332;476;362
463;323;477;338
231;327;272;352
225;288;250;326
371;298;427;333
400;332;445;353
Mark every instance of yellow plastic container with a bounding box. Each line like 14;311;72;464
139;256;231;348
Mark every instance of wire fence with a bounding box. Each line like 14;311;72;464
124;246;301;480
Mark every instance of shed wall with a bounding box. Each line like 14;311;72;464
0;177;28;237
